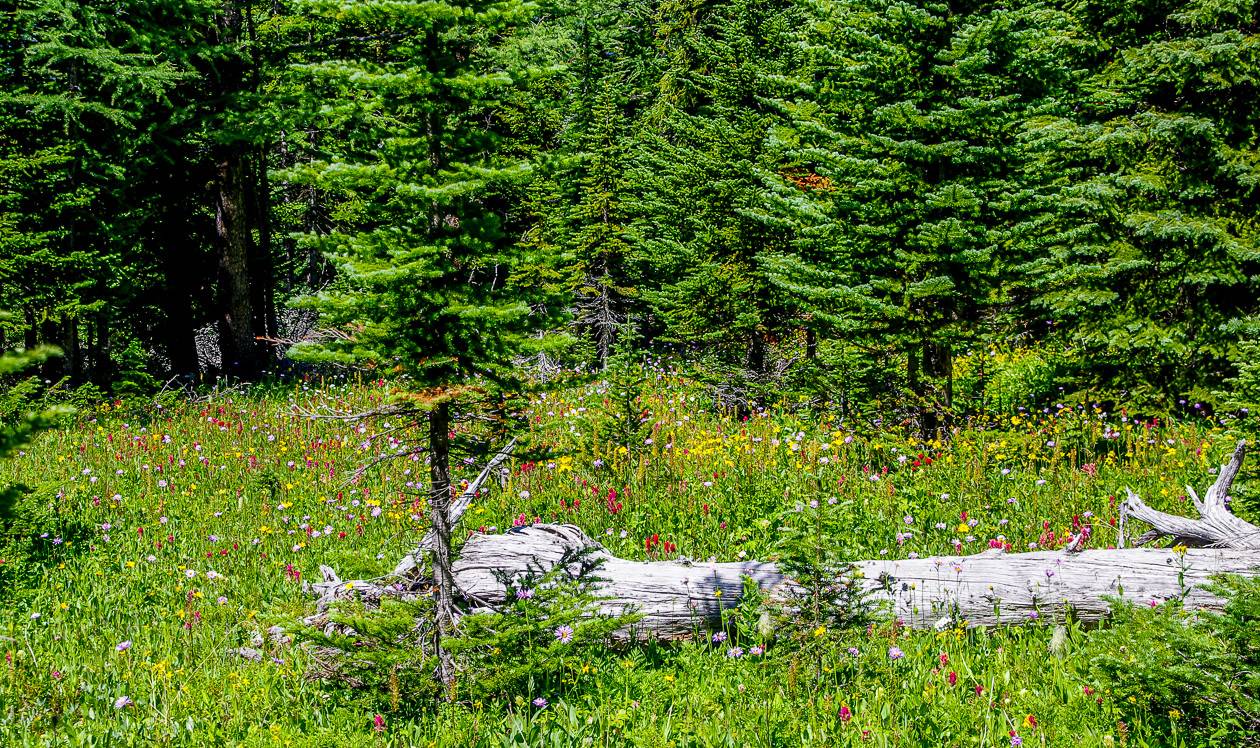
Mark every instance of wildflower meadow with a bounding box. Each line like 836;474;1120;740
0;369;1252;746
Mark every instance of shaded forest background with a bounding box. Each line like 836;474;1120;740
4;0;1259;421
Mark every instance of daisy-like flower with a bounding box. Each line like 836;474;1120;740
554;625;574;644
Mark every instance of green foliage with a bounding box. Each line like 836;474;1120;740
280;0;567;391
0;324;70;590
1082;576;1260;744
1217;318;1260;417
446;545;640;702
1018;0;1260;408
769;498;874;687
626;0;803;379
954;346;1064;414
299;597;443;716
592;339;653;461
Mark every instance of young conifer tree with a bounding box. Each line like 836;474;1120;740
281;0;565;686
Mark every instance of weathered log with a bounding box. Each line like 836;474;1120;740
1123;439;1260;549
308;439;1260;639
448;524;1259;637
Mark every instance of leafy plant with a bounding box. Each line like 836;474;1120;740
1082;576;1260;745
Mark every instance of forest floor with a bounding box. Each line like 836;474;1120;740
0;371;1246;746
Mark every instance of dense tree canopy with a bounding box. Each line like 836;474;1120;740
0;0;1257;419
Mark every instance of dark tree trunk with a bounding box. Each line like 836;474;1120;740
747;331;766;375
427;400;456;689
921;339;953;437
23;309;36;351
159;239;201;375
63;317;80;382
211;0;260;378
91;311;111;385
215;150;260;376
248;148;277;344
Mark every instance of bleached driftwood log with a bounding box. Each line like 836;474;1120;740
310;439;1260;639
1123;439;1260;549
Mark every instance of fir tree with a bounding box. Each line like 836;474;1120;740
627;0;803;393
281;0;565;687
1018;0;1260;405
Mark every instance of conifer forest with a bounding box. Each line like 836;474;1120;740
3;0;1260;745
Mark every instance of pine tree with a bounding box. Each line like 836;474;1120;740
0;0;191;384
1018;0;1260;406
759;0;1091;428
280;0;564;686
497;0;660;368
627;0;803;392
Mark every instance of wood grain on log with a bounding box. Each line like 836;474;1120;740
449;524;1259;638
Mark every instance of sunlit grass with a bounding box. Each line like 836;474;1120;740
0;370;1242;745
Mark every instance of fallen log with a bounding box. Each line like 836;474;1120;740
448;524;1258;636
1122;439;1260;549
310;439;1260;638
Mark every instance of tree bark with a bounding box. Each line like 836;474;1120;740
448;526;1258;637
427;401;456;687
249;144;278;345
1123;440;1260;549
311;525;1260;641
215;148;260;377
212;0;260;378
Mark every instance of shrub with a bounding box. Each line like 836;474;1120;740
1081;576;1260;745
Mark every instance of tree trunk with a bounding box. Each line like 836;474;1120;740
250;143;278;345
1122;440;1260;549
212;0;259;378
447;526;1259;638
63;316;80;382
93;311;110;385
427;401;457;688
215;149;260;377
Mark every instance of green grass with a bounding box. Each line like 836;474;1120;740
0;371;1246;746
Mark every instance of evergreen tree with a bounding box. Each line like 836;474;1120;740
626;0;803;392
280;0;564;686
760;0;1092;428
1019;0;1260;406
0;0;192;384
